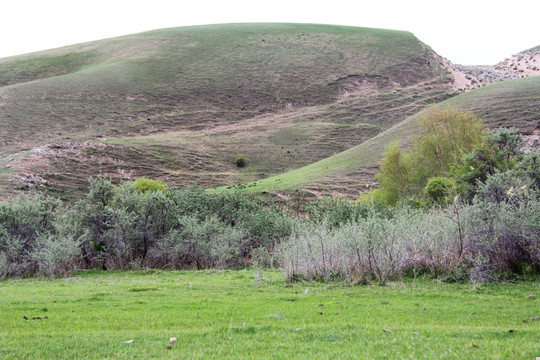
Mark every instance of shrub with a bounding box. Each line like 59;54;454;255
454;128;525;201
423;177;455;205
87;175;115;208
0;193;62;240
0;225;29;277
306;197;369;228
150;215;249;269
280;221;343;283
237;207;294;251
235;156;245;168
403;207;461;277
0;194;63;276
104;182;176;266
518;150;540;191
29;225;84;277
465;170;540;276
281;207;417;284
132;177;168;193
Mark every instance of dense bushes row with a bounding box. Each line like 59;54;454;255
282;195;539;284
0;171;537;282
0;178;293;277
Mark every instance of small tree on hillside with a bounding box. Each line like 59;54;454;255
412;107;484;185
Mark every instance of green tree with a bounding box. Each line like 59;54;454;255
412;107;484;185
370;108;484;205
371;141;412;205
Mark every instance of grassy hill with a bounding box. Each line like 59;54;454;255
227;75;540;197
0;23;454;198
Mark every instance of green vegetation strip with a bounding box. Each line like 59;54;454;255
0;270;538;359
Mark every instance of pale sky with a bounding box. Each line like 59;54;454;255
1;0;539;65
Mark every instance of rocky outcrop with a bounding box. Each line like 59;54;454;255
435;47;540;93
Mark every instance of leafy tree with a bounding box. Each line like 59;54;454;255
411;108;484;186
370;108;484;205
371;141;412;205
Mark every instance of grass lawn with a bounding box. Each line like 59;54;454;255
0;270;538;359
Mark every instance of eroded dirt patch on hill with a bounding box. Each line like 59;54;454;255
330;74;401;98
436;48;540;92
8;142;177;198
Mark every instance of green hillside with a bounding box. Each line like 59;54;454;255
230;75;540;197
0;23;454;198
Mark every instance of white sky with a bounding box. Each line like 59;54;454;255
1;0;539;65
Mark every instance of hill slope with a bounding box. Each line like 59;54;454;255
229;75;540;197
0;23;455;198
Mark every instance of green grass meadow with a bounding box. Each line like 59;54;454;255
1;270;538;359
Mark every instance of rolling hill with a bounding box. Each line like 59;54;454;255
0;23;538;199
0;23;457;198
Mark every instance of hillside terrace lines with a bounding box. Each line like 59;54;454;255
0;69;461;198
3;75;448;199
